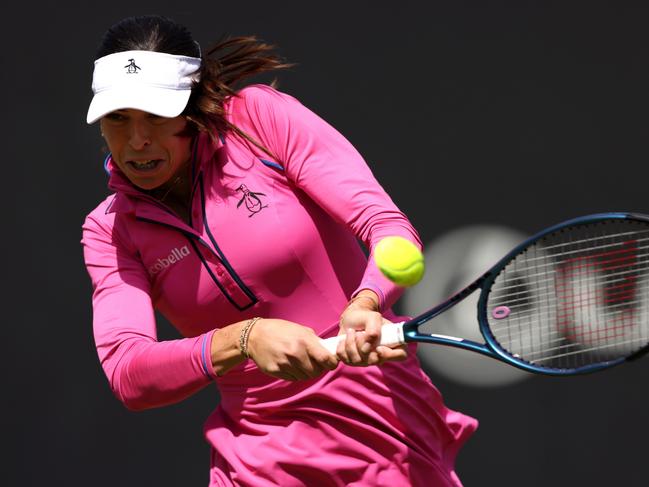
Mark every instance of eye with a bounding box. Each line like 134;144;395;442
147;114;168;125
104;112;127;122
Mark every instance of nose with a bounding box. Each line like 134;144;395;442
127;119;151;150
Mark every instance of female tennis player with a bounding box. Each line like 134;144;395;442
81;15;477;486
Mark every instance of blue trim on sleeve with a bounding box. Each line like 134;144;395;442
259;158;284;171
201;333;212;379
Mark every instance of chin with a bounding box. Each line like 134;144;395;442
128;177;166;191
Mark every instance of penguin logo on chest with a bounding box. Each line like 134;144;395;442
236;184;268;217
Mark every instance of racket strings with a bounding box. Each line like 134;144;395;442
487;233;649;280
498;330;645;358
492;295;648;330
490;272;649;309
491;309;645;349
514;230;649;263
486;220;649;370
489;251;649;293
523;336;648;364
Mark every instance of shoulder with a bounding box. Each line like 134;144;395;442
228;84;302;123
81;193;136;252
236;84;294;104
226;85;320;147
83;194;118;230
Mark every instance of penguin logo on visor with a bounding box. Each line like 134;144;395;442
124;59;141;74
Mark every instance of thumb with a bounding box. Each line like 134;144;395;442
313;340;341;369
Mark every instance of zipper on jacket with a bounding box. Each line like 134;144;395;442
198;176;258;304
136;216;258;311
186;238;256;311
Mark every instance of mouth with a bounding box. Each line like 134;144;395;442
126;159;163;172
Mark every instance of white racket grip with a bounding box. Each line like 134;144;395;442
319;321;406;355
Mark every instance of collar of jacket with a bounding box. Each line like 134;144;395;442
104;131;221;217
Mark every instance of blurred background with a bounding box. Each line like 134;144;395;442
5;1;648;485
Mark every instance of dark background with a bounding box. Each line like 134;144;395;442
5;1;648;486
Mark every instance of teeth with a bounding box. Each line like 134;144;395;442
132;160;157;168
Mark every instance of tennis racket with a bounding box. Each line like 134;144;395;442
321;212;649;375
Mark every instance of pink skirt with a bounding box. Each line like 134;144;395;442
205;345;477;486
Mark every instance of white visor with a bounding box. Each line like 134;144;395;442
86;50;201;124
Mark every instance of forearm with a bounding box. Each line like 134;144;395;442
108;333;216;411
106;321;252;410
209;320;250;376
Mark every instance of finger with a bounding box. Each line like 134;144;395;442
273;371;300;381
324;353;340;370
293;342;338;378
303;357;329;378
287;368;310;381
358;314;383;355
376;345;408;363
287;356;319;380
345;328;363;364
318;348;341;370
312;341;341;370
364;350;382;366
336;332;350;364
299;365;324;379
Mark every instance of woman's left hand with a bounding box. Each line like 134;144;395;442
336;293;408;366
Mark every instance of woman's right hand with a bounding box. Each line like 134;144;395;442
246;319;340;381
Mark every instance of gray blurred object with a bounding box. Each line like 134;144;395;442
403;225;533;387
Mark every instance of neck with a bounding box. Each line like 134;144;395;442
148;169;193;224
148;158;194;204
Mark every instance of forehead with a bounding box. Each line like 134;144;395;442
108;108;156;116
102;109;187;122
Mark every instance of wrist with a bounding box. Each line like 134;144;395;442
345;293;380;312
340;292;380;327
239;317;262;359
339;291;381;331
210;320;254;376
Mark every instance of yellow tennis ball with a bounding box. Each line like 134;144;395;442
373;236;425;287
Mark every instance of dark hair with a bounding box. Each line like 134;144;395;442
95;15;292;148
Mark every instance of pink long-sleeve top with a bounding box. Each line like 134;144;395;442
82;85;477;486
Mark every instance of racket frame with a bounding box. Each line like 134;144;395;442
402;212;649;375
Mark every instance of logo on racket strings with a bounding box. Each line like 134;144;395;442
492;306;511;319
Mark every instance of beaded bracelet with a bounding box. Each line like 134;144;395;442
240;317;262;359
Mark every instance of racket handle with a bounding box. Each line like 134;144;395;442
319;321;406;355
